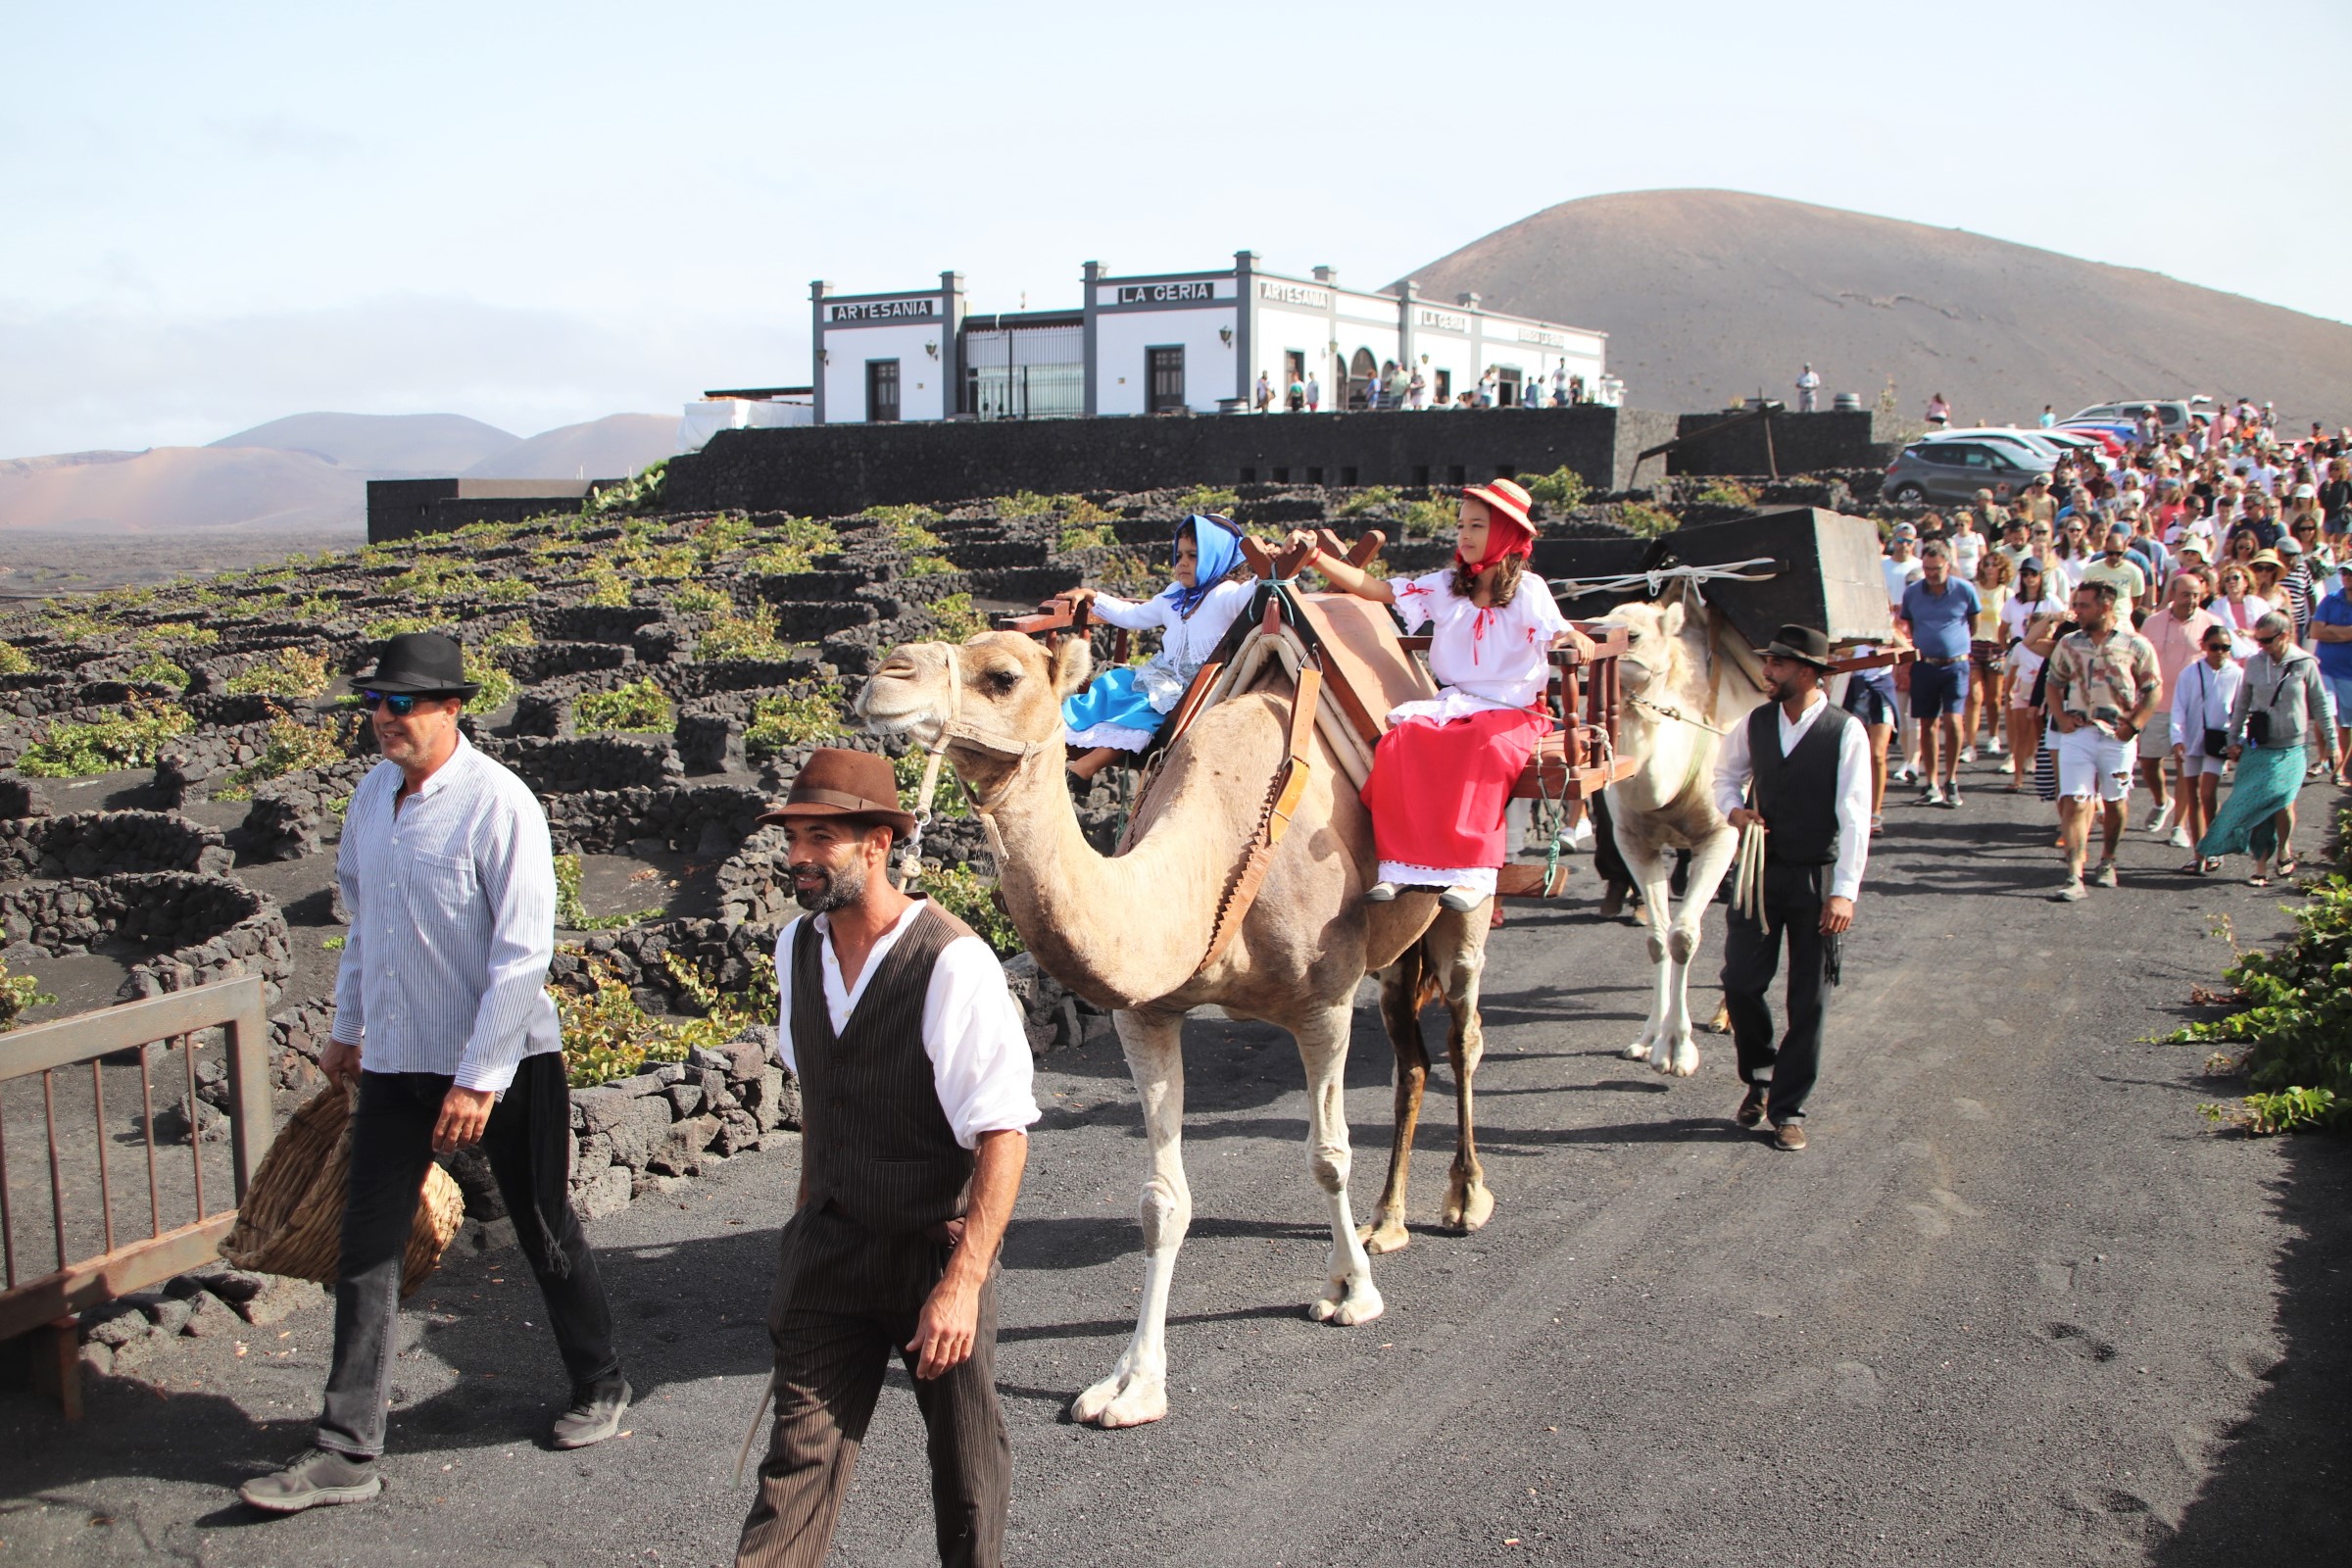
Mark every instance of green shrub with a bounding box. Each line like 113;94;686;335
464;655;515;715
1172;484;1239;514
893;747;967;818
552;853;660;932
928;593;987;641
864;505;943;550
575;678;675;734
1693;478;1758;510
906;555;957;577
363;614;440;641
1397;499;1457;539
1059;522;1119;552
579;461;668;518
1614;502;1678;538
1524;466;1592;509
127;654;190;689
480;621;536;649
668;583;730;615
695;512;755;563
0;959;55;1032
552;946;773;1088
17;702;195;777
743;516;844;578
133;620;220;649
914;864;1021;956
697;604;790;661
475;576;534;603
2173;822;2352;1134
1336;485;1400;517
0;642;30;675
580;562;633;608
744;689;847;760
215;714;353;800
225;648;331;698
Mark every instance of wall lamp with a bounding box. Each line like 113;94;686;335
1218;326;1233;346
925;341;940;359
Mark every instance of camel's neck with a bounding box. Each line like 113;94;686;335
977;751;1225;1011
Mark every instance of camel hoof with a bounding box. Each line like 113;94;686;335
1622;1040;1653;1061
1654;1039;1698;1078
1308;1278;1385;1327
1070;1370;1167;1429
1358;1218;1412;1254
1444;1183;1495;1233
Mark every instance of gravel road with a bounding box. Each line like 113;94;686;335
4;777;2346;1566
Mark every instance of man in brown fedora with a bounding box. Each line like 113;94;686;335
735;747;1038;1568
240;633;629;1514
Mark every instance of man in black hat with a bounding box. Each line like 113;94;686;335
735;747;1037;1568
1711;625;1875;1152
240;633;630;1514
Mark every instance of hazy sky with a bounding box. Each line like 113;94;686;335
8;0;2348;458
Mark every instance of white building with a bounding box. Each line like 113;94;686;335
807;253;1608;425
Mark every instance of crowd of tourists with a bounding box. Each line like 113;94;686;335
1255;360;1598;414
1860;403;2351;899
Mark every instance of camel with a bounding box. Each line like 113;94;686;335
856;627;1494;1429
1592;596;1763;1075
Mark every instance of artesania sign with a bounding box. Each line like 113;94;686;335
829;297;939;321
1116;281;1216;304
1258;280;1332;309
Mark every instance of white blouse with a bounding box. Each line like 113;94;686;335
1386;569;1570;711
1088;578;1254;710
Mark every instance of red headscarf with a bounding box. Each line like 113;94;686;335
1455;478;1538;573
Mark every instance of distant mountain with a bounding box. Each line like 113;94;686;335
463;414;675;480
211;411;518;476
0;447;361;533
1397;189;2352;427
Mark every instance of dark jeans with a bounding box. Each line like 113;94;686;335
1720;860;1834;1125
318;1057;621;1458
737;1203;1008;1568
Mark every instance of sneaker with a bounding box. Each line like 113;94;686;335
239;1447;382;1514
1997;757;2016;775
1942;785;1963;808
1438;886;1487;913
1986;739;2006;756
2093;860;2119;889
2168;825;2193;850
1565;817;1595;852
1961;746;1978;764
2053;878;2088;903
2143;808;2169;833
1892;763;1918;784
1363;881;1399;904
552;1379;633;1450
1869;812;1884;837
1919;786;1945;808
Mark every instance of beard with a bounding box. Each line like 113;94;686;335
1766;673;1802;705
791;857;868;913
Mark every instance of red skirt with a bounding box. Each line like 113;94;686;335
1360;706;1553;871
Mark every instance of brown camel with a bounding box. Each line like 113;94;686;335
856;627;1495;1428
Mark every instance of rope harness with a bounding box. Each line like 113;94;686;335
894;641;1054;890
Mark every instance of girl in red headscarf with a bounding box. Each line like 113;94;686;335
1292;479;1595;909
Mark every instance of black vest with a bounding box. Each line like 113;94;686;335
790;900;976;1234
1744;699;1854;867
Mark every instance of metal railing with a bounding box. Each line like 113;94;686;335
0;976;273;1348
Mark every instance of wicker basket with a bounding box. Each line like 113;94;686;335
220;1082;467;1298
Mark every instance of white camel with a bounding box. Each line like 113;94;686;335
1594;596;1764;1075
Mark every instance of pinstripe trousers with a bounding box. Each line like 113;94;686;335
735;1203;1009;1568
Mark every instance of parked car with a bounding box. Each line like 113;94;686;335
1919;427;2075;464
2067;400;2194;434
1883;440;2050;506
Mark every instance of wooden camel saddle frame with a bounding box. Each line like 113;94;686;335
998;530;1644;966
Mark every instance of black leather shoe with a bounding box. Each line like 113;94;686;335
1735;1085;1768;1128
239;1447;381;1514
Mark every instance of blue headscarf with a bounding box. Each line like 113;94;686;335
1162;513;1244;619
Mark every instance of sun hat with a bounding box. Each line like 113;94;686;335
1755;623;1833;669
758;746;916;836
350;632;478;698
2293;482;2317;498
2249;550;2284;569
2276;535;2303;556
1457;477;1537;571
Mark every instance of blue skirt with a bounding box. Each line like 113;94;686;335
1062;666;1166;748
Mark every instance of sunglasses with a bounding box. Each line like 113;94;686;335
358;690;427;715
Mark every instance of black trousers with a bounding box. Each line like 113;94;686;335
1720;860;1835;1126
318;1056;622;1458
736;1203;1008;1568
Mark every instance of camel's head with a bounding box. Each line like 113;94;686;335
856;630;1093;798
1596;599;1688;697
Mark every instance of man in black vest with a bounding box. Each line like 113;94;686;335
735;749;1038;1568
1712;625;1874;1152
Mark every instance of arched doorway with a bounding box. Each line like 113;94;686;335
1349;347;1378;411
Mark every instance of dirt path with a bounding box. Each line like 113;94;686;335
2;778;2346;1565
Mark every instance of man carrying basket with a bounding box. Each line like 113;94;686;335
240;633;631;1514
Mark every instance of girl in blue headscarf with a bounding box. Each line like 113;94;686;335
1061;513;1254;778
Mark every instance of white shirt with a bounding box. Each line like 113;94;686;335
1881;554;1923;612
331;736;561;1093
1386;569;1571;710
772;902;1040;1150
1086;578;1254;709
1710;692;1875;904
2169;657;2243;756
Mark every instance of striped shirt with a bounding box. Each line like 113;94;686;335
330;735;562;1093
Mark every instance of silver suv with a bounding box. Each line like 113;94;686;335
2066;400;2195;434
1883;439;2050;506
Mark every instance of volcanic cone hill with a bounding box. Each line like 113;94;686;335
1399;189;2352;428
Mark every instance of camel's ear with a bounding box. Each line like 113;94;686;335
1658;601;1686;639
1049;634;1094;699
